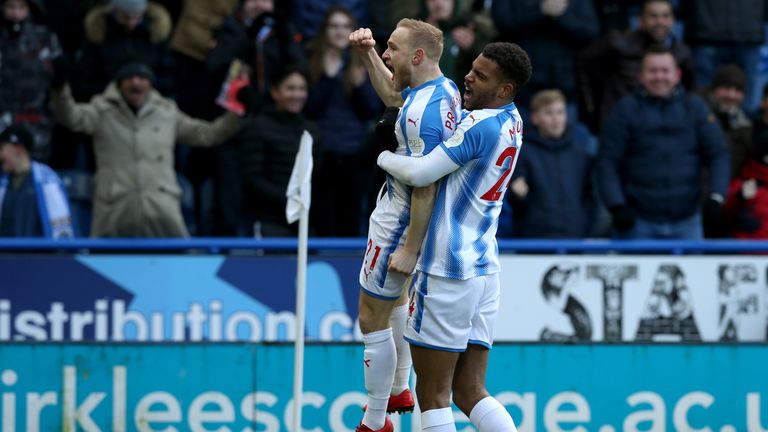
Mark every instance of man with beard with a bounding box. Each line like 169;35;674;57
349;20;461;432
376;42;532;431
51;61;243;237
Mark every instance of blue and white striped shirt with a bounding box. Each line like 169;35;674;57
417;103;524;280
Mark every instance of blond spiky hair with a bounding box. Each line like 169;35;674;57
396;18;444;62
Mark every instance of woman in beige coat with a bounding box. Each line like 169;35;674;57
52;62;242;237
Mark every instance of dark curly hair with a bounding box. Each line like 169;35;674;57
481;42;532;98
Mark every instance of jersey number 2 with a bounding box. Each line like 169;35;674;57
480;147;518;201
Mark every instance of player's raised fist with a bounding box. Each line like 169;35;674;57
348;28;376;49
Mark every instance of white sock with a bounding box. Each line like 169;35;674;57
389;304;412;395
421;407;457;431
362;328;396;430
469;396;517;432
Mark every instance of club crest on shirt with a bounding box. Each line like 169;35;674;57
408;137;425;154
444;129;464;148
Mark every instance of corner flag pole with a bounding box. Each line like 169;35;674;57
286;130;313;432
292;205;309;431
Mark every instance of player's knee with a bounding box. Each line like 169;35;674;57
452;384;487;414
357;298;392;334
416;380;452;411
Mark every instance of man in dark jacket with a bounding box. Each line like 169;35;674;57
579;0;694;131
0;0;62;161
597;46;730;239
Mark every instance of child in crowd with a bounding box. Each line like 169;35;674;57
506;89;594;238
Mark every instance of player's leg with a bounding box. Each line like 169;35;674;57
358;220;409;430
452;274;517;431
451;345;490;413
388;280;414;411
452;346;516;431
358;293;398;431
411;345;459;431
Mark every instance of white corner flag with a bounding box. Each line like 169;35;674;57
286;130;313;432
286;130;313;224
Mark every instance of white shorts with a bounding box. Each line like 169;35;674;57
404;271;500;351
358;186;411;300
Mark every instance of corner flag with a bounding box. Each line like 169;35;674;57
286;130;313;224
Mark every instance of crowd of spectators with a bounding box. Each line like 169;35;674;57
2;0;768;240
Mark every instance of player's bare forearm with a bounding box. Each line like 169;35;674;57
361;49;402;107
349;28;401;107
388;183;437;275
405;183;436;254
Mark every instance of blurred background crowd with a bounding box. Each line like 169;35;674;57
2;0;768;241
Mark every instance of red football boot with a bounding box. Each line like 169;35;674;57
386;389;415;414
355;417;394;432
363;389;416;414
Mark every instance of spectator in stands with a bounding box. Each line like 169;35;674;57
725;85;768;238
703;64;753;179
203;0;307;235
491;0;599;115
51;62;244;237
597;46;730;239
208;0;306;108
680;0;768;110
290;0;367;41
238;65;321;237
304;6;380;237
423;0;496;94
579;0;695;131
0;0;62;161
75;0;175;101
506;90;594;238
0;124;74;238
723;137;768;239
